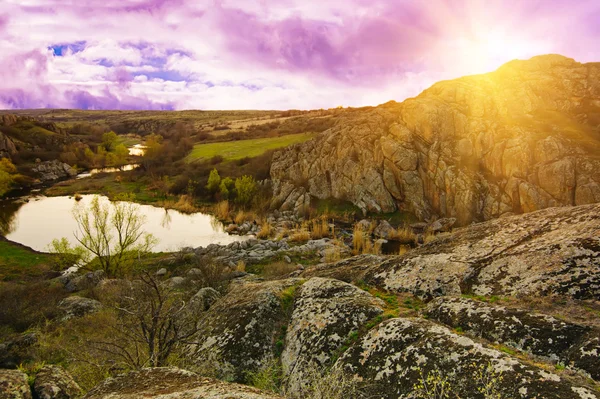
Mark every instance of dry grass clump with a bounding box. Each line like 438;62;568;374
389;226;416;244
289;222;311;242
309;217;332;239
398;245;410;255
158;195;198;214
352;225;380;255
256;220;275;239
234;210;258;225
324;239;346;263
262;261;298;278
214;200;230;220
423;231;437;244
235;260;246;272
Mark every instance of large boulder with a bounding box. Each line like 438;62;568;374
426;297;600;380
33;365;82;399
301;204;600;300
0;131;17;159
281;278;384;396
82;367;283;399
336;318;599;399
0;369;32;399
58;296;102;320
0;333;37;369
31;160;77;182
270;55;600;223
189;279;302;381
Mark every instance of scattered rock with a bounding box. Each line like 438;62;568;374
373;220;395;239
33;365;82;399
429;217;456;233
156;268;167;276
31;160;77;182
189;287;221;312
0;333;37;369
82;367;283;399
62;270;105;293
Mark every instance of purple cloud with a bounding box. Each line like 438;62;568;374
0;0;599;110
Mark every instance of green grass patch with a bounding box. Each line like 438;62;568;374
0;239;54;281
186;133;315;162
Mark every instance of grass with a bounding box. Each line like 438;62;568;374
0;239;54;282
186;133;315;162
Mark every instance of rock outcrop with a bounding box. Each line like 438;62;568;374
190;279;302;381
31;160;77;182
58;296;102;320
281;278;384;396
271;55;600;224
336;318;598;399
0;369;32;399
305;203;600;300
0;131;17;159
426;297;600;379
33;365;82;399
83;367;283;399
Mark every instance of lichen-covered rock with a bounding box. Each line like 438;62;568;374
356;203;600;299
33;365;81;399
0;131;17;159
61;270;105;293
189;287;221;312
82;367;283;399
190;279;302;381
31;160;77;182
336;318;598;399
0;333;37;369
58;296;102;320
425;297;600;380
281;278;384;396
271;55;600;224
0;369;32;399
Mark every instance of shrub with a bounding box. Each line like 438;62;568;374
219;177;234;199
214;200;230;220
234;175;257;206
206;168;221;194
257;221;274;239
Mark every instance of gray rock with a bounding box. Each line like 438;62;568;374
0;333;37;369
32;160;77;182
337;318;599;399
58;296;102;320
429;217;457;233
168;276;186;288
283;255;292;264
156;268;167;276
282;278;384;396
63;270;105;293
0;369;32;399
82;367;283;399
33;365;81;399
373;220;395;239
189;287;221;312
426;297;600;380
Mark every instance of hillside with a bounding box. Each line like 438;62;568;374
270;55;600;224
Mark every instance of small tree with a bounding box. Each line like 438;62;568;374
206;168;221;194
219;177;234;199
101;131;119;152
47;237;90;271
235;175;257;207
0;158;17;197
114;144;129;166
66;194;157;277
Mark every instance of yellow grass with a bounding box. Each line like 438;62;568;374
389;227;416;243
214;200;230;220
158;195;198;213
234;210;257;225
289;222;311;242
236;260;246;272
256;221;274;239
310;217;331;239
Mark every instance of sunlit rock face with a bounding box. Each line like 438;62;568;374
271;54;600;224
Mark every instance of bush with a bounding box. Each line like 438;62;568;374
234;175;257;206
206;168;221;194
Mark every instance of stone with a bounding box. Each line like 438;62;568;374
336;318;599;399
33;365;82;399
62;270;105;292
189;287;221;312
372;220;395;239
0;333;37;369
58;296;102;320
270;55;600;224
425;297;600;379
281;278;384;396
190;279;302;381
156;268;167;276
429;217;456;232
31;160;77;182
82;367;283;399
0;369;32;399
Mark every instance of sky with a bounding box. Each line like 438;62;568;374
0;0;599;111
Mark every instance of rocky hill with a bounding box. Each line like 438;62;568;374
270;54;600;224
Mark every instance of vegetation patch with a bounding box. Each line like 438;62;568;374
186;133;315;162
0;239;54;282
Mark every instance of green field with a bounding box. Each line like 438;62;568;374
0;239;53;281
186;133;315;162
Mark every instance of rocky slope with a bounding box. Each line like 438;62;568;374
271;54;600;224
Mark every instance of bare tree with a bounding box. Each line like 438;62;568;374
96;272;202;368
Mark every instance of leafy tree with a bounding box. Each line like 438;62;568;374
102;131;119;152
219;177;234;199
206;168;221;194
142;134;164;170
47;237;90;271
235;175;257;206
114;143;129;165
0;158;17;197
61;194;157;277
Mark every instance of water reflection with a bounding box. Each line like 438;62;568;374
76;164;139;179
2;195;247;252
